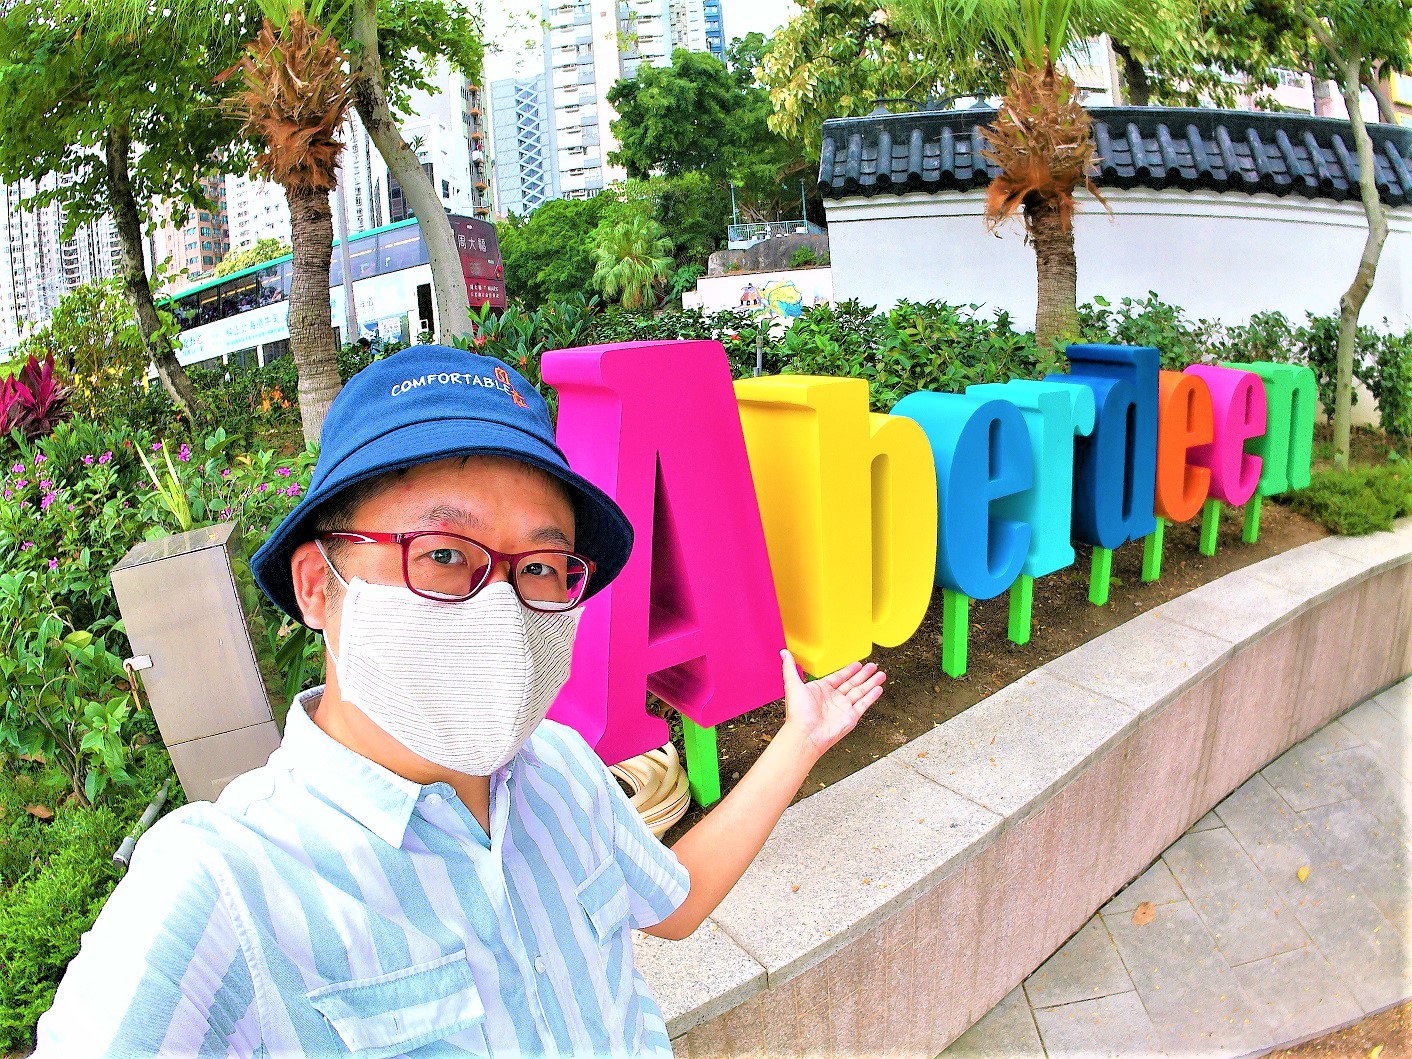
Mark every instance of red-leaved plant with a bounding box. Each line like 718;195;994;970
0;354;72;439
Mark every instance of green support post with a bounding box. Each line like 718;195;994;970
1243;493;1262;544
1089;546;1113;606
1142;517;1165;583
1008;574;1034;645
680;715;721;808
942;589;969;678
1200;498;1221;556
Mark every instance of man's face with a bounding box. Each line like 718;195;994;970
289;455;576;646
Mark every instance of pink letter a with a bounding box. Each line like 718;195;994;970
542;341;787;765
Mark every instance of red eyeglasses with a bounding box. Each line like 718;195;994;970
319;530;595;612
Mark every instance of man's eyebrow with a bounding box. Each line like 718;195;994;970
417;504;573;549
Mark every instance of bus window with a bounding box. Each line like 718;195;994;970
223;274;260;316
278;261;293;296
173;294;199;328
378;229;425;273
257;265;284;306
329;252;343;288
196;285;220;325
348;237;376;282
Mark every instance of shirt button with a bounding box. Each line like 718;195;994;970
534;956;546;974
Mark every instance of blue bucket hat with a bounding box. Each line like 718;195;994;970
250;344;633;624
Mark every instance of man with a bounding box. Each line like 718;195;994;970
37;344;886;1057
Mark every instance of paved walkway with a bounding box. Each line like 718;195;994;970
941;676;1412;1058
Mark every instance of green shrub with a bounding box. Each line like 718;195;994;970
0;750;183;1053
1370;330;1412;442
789;247;818;268
1285;459;1412;535
1077;292;1223;371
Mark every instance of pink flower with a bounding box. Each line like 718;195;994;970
14;479;27;489
19;541;34;551
256;483;269;493
220;507;232;519
98;451;113;465
221;468;232;479
9;462;22;474
33;453;45;465
39;491;56;510
47;558;57;571
285;483;302;497
120;500;129;508
39;480;51;490
276;467;292;477
177;444;191;463
151;442;162;452
82;455;95;465
66;503;75;511
2;490;9;500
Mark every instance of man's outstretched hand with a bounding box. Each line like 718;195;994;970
779;649;886;760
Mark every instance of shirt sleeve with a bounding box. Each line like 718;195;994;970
597;757;692;930
33;812;261;1059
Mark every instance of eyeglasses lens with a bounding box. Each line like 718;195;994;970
405;534;589;609
515;552;591;610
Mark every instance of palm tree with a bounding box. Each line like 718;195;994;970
890;0;1132;349
592;213;676;313
218;0;350;442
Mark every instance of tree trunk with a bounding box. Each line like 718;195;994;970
349;0;472;344
1027;196;1079;353
1361;67;1397;125
1332;46;1389;471
286;184;343;444
1110;38;1151;106
104;123;203;418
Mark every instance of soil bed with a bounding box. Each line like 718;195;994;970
661;497;1328;842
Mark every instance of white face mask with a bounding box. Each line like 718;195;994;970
323;569;582;776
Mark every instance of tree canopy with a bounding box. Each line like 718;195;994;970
607;45;808;219
214;239;292;277
497;197;608;309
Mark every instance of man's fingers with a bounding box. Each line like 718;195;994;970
837;662;879;695
781;649;805;689
821;661;864;689
845;671;886;704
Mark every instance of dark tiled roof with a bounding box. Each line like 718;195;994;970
818;106;1412;207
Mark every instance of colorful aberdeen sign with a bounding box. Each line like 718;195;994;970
542;341;1317;804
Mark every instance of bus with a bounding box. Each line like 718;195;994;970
165;213;506;370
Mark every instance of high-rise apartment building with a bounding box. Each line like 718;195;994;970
0;175;123;352
702;0;724;61
489;75;558;216
148;176;231;287
536;0;713;202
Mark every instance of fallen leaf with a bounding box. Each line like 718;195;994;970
916;751;927;758
24;804;53;820
1132;902;1156;926
862;878;871;885
1368;1046;1383;1059
1297;865;1310;883
791;884;800;893
989;734;996;745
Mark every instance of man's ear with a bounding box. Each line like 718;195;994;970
290;540;332;631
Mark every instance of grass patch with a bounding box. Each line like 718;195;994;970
1286;459;1412;536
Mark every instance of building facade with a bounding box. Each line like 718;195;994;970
149;176;232;288
489;75;559;216
0;175;123;352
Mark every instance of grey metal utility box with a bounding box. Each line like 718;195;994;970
111;522;280;801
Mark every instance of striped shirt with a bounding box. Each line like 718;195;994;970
36;687;691;1058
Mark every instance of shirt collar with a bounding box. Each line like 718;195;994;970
274;686;543;848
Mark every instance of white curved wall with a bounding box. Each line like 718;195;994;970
825;188;1412;333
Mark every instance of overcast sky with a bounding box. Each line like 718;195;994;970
482;0;799;80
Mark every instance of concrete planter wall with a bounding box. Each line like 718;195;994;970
633;520;1412;1057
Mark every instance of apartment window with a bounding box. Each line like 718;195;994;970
442;179;451;197
203;255;214;266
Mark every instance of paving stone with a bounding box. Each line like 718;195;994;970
1101;858;1185;917
1023;917;1134;1010
1214;773;1411;1013
1338;699;1411;783
1154;568;1305;652
1260;740;1354;812
1244;540;1367;608
1103;898;1272;1056
1300;796;1412;937
1038;611;1232;714
1230;945;1363;1048
708;757;1001;983
1031;991;1168;1058
633;921;765;1037
938;984;1044;1059
1161;828;1310;967
1186;810;1224;834
1314;745;1412;853
1373;677;1412;732
905;670;1141;818
1293;717;1364;758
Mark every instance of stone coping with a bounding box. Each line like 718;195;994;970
633;518;1412;1040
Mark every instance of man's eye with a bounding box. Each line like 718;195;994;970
428;548;465;566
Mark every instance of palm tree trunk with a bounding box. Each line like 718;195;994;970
104;123;203;418
286;184;343;443
349;0;472;344
1332;45;1388;471
1028;196;1078;352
